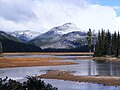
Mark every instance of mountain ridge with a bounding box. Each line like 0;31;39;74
0;31;42;52
9;30;41;42
29;23;87;49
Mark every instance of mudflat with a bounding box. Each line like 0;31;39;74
38;70;120;86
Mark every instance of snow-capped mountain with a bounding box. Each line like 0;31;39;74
44;22;81;36
41;31;87;49
0;30;42;52
29;23;87;49
62;31;87;41
10;30;41;42
29;23;79;47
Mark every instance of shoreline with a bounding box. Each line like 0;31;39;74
2;52;94;56
93;57;120;62
38;70;120;86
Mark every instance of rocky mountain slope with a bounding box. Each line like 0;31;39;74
9;30;41;42
29;23;87;49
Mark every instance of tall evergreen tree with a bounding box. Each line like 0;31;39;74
111;32;117;56
118;32;120;57
87;29;92;56
107;30;112;55
94;30;102;56
0;42;2;56
116;32;120;57
104;30;111;55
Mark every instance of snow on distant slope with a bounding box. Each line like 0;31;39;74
42;31;87;49
10;30;41;42
32;22;82;40
29;23;87;49
48;22;81;35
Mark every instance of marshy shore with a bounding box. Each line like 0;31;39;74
0;57;77;68
0;52;93;68
93;57;120;62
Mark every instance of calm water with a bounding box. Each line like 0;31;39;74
43;79;120;90
0;54;120;90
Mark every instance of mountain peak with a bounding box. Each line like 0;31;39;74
50;22;80;35
10;30;41;42
62;22;76;28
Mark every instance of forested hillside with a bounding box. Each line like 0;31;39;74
0;31;42;52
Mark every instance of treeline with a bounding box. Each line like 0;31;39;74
94;30;120;57
43;45;90;52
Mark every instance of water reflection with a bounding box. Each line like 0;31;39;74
96;61;120;76
43;79;120;90
0;59;120;79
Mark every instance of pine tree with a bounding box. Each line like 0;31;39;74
87;29;92;56
104;30;111;55
116;32;120;57
101;29;106;56
0;42;2;56
118;32;120;57
111;32;117;56
94;30;102;56
107;30;112;55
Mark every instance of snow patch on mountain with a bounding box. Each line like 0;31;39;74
29;22;87;49
49;22;81;35
10;30;41;42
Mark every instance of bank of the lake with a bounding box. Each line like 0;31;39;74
93;57;120;62
38;70;120;86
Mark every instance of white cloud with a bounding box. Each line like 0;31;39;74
0;0;119;33
0;0;36;22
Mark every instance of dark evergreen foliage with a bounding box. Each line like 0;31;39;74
43;45;91;52
0;77;57;90
0;31;42;52
94;30;120;57
87;29;92;53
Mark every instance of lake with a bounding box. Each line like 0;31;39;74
0;54;120;90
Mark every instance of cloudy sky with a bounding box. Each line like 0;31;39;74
0;0;120;33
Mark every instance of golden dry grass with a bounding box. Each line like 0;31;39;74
0;57;77;68
0;52;93;68
38;70;120;86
